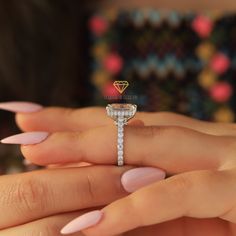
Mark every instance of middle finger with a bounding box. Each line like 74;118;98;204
15;106;236;136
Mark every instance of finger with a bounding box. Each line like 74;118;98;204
128;119;145;127
125;217;230;236
45;120;144;169
80;169;236;236
0;211;88;236
0;165;132;229
20;125;234;173
15;106;236;136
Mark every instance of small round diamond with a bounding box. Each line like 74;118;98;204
117;144;123;149
118;150;123;156
118;138;123;144
118;160;123;166
118;129;124;134
118;120;123;125
118;132;124;138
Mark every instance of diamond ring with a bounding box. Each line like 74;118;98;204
106;103;137;166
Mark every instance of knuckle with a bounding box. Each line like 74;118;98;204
22;226;58;236
144;126;184;140
85;173;95;202
165;174;192;200
67;131;80;143
42;223;61;236
9;175;48;215
75;171;96;206
126;194;147;227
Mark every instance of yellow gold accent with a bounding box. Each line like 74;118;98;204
113;81;129;94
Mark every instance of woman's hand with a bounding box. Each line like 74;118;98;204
2;102;236;235
0;161;138;235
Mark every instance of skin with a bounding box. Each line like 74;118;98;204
1;106;234;235
0;163;133;235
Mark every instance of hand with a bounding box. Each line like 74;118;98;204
7;104;236;235
0;157;134;235
2;103;235;236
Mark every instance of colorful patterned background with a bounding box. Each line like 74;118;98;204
89;8;236;123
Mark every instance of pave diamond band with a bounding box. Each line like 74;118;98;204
106;103;137;166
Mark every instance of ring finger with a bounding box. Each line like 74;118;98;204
2;124;234;173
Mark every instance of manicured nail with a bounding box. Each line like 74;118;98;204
0;101;43;113
1;132;49;145
121;167;166;193
61;210;103;235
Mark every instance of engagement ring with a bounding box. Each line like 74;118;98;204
106;103;137;166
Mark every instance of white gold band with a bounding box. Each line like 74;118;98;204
106;103;137;166
116;116;125;166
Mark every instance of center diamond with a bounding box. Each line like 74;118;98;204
106;103;137;121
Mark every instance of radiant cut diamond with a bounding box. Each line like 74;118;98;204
106;104;137;122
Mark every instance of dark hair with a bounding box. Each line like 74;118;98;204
0;0;97;173
0;0;94;107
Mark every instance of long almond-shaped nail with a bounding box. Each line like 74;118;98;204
121;167;166;193
1;132;49;145
61;210;103;235
0;101;43;113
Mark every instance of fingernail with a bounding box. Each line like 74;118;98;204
1;132;49;145
121;167;166;193
0;101;43;113
61;210;103;235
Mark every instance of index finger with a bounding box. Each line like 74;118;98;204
10;104;236;136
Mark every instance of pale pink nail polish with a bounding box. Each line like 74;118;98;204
0;101;43;113
1;132;49;145
61;210;103;235
121;167;166;193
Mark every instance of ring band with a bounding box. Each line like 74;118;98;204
106;103;137;166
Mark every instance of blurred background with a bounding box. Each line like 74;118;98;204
1;0;236;173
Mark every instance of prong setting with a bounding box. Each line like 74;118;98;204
106;103;137;167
